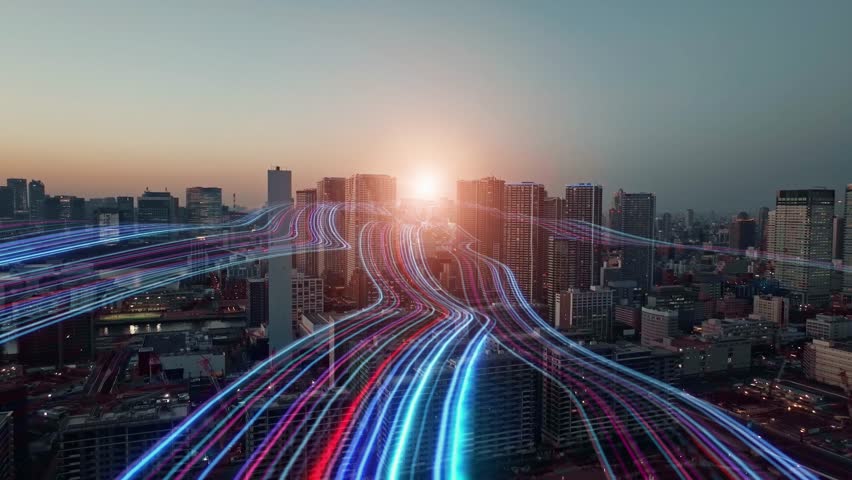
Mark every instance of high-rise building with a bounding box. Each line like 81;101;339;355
554;287;613;340
268;167;294;352
844;185;852;300
185;187;223;225
611;190;656;291
27;179;45;221
542;196;564;224
375;342;536;475
773;188;835;307
344;174;396;283
756;206;770;251
729;212;756;250
0;386;27;479
765;209;777;255
44;195;85;221
5;179;27;219
0;411;12;480
686;208;695;228
292;271;323;322
57;400;189;480
541;196;564;319
97;212;120;243
316;177;347;287
0;188;12;219
295;188;319;277
247;277;269;327
541;342;679;448
658;212;673;242
117;196;135;223
137;190;179;224
503;182;545;302
563;183;603;288
546;236;574;322
832;216;845;260
456;177;505;260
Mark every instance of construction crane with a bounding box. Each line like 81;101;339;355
766;358;787;399
199;356;221;393
838;370;852;420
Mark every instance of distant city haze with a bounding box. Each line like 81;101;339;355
1;3;850;210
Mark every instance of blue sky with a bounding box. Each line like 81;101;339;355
1;1;850;210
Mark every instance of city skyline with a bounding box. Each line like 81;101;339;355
1;4;851;479
2;3;850;210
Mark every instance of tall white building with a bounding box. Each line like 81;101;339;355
344;174;396;283
267;167;293;352
773;189;835;307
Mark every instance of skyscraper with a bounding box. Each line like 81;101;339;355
658;212;673;242
268;167;294;352
27;180;45;221
766;209;777;255
756;206;770;251
774;188;834;308
344;174;396;283
185;186;223;225
542;196;564;224
503;182;545;302
611;190;656;291
295;188;319;277
832;216;845;261
5;179;27;219
729;212;756;250
563;183;603;288
137;190;178;224
456;177;505;261
316;177;347;287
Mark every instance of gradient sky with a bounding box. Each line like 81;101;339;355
1;1;850;211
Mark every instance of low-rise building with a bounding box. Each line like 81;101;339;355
554;287;613;341
661;336;751;377
803;340;852;388
805;314;852;340
752;294;790;327
701;317;778;346
640;308;679;347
